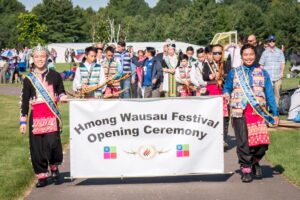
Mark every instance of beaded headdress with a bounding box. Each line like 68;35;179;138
31;44;50;57
165;39;176;49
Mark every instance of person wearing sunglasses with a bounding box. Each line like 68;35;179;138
259;35;285;107
203;44;231;151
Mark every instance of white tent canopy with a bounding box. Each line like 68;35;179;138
47;42;204;63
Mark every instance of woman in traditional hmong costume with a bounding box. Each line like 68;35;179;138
20;44;68;187
223;44;279;182
162;42;180;97
175;54;193;97
203;44;231;150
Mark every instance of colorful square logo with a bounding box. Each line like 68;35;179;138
103;146;117;159
176;144;189;157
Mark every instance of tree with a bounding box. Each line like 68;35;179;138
17;13;47;47
0;0;25;48
153;0;191;15
265;0;300;52
32;0;87;43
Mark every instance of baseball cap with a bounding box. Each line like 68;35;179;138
267;35;276;41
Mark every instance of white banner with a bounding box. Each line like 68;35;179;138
70;97;224;178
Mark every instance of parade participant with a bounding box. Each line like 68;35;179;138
141;47;163;98
190;48;207;96
203;44;231;150
101;46;122;98
155;43;168;62
186;46;197;66
20;44;68;187
162;41;180;97
136;50;146;98
73;46;106;98
223;44;279;182
114;41;133;98
224;37;244;68
96;48;104;64
175;54;194;97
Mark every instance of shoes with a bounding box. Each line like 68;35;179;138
51;169;60;181
241;166;253;183
223;142;229;152
252;163;262;179
36;179;47;188
242;173;253;183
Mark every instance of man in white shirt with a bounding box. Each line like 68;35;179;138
73;46;106;98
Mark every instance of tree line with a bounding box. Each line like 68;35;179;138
1;0;300;52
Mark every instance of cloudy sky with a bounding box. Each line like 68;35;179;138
19;0;158;11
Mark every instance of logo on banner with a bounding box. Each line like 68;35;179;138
104;146;117;159
176;144;190;157
124;146;170;160
138;146;157;160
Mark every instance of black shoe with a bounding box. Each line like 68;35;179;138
224;142;229;152
51;169;60;181
36;179;47;188
242;173;253;183
253;163;262;179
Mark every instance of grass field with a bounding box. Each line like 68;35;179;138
266;130;300;187
0;95;69;200
0;62;299;199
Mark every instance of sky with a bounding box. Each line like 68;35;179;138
19;0;159;11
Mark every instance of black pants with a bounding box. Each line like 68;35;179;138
224;116;230;142
232;117;268;167
29;124;63;174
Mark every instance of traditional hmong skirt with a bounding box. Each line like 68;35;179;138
207;83;229;117
32;102;58;134
244;104;270;147
167;74;177;97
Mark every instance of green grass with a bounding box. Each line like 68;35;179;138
0;95;69;200
282;61;300;90
265;129;300;187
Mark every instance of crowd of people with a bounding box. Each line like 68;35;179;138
19;34;284;188
0;47;59;84
70;34;282;182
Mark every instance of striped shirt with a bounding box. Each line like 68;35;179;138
114;50;132;74
259;47;285;81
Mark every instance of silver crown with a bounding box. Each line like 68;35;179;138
31;44;50;57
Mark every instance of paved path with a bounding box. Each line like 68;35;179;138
0;85;21;96
1;85;299;200
25;132;300;200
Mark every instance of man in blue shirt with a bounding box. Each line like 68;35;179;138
141;47;163;98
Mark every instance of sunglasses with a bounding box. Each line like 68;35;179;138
268;40;276;43
212;52;222;55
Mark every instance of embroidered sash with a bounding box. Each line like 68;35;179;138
235;66;274;124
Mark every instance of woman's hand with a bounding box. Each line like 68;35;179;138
20;124;27;134
273;116;279;126
209;73;215;80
